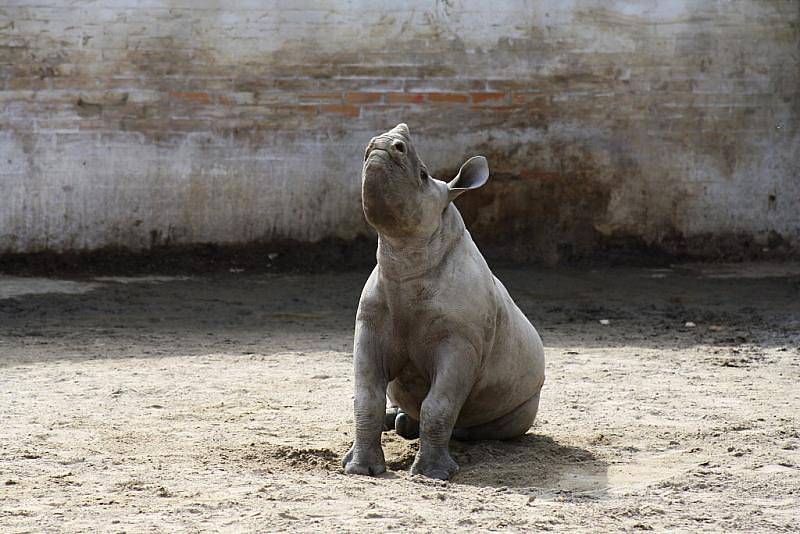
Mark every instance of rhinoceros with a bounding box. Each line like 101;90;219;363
342;123;545;480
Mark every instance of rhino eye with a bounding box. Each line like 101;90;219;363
420;169;428;181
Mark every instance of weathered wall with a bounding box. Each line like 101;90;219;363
1;1;798;261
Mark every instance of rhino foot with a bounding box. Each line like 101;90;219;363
411;447;459;480
383;407;399;431
395;411;420;439
343;444;386;476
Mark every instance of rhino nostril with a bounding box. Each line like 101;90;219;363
392;140;406;154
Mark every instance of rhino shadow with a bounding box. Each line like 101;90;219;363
447;433;608;499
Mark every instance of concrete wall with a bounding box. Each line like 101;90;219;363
1;1;798;261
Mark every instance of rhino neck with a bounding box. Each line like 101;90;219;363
376;204;466;281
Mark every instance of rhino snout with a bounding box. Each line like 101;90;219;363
365;136;406;161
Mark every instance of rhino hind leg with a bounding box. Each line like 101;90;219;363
384;406;400;431
395;411;420;439
453;391;541;441
383;406;420;439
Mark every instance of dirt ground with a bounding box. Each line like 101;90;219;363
1;263;798;532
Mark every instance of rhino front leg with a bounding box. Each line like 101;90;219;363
343;322;387;476
411;340;477;480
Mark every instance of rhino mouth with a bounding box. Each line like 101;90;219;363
365;147;398;166
364;149;405;177
366;147;389;159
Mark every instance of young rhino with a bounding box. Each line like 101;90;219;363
342;123;545;480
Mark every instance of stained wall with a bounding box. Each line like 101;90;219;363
1;1;798;260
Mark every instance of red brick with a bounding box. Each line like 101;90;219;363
471;92;506;104
344;92;382;103
320;104;360;117
426;92;469;104
385;93;425;104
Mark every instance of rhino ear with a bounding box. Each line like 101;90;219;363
447;156;489;202
391;123;410;137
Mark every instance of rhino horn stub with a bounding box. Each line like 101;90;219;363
447;156;489;201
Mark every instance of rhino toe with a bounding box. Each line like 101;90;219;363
410;448;459;480
342;444;386;477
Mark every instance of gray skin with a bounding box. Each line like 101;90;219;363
342;123;545;480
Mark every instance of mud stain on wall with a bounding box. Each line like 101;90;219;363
453;141;617;263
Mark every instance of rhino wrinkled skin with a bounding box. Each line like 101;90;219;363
342;124;546;480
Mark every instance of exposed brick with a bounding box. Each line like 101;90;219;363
344;92;382;103
385;93;425;104
320;104;360;117
426;92;469;104
470;92;507;104
0;1;796;262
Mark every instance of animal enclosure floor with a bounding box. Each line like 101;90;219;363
1;265;798;532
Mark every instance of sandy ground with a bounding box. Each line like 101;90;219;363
1;264;798;532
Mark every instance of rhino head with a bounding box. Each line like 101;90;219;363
361;123;489;238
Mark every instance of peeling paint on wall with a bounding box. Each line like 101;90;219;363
0;1;798;261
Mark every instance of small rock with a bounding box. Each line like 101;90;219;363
268;252;279;260
684;322;696;328
599;319;610;325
